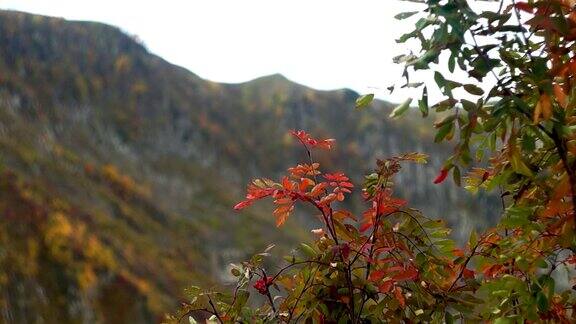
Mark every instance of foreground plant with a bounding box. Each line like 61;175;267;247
168;128;574;323
390;0;576;322
168;130;477;323
168;0;576;322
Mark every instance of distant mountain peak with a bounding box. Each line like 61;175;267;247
243;73;293;86
256;73;289;81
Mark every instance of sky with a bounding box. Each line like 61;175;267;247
0;0;498;102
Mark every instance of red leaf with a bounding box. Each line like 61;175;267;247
282;176;293;190
253;276;274;295
324;172;349;182
462;268;475;279
394;286;406;308
233;200;252;210
393;267;419;281
318;139;335;150
514;1;533;13
369;270;387;282
299;178;315;192
359;221;373;232
290;130;335;150
481;171;490;183
378;280;394;293
339;181;354;188
340;243;351;260
433;168;449;184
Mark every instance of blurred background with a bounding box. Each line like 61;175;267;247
0;1;497;322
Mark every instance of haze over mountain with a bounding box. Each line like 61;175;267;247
0;10;496;322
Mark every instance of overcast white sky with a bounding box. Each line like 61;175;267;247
0;0;498;102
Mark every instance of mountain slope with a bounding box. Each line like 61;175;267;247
0;10;496;322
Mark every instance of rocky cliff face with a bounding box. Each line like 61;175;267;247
0;10;496;322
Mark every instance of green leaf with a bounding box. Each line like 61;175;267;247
230;267;241;277
448;52;456;73
434;114;456;128
231;289;250;314
251;254;264;265
434;72;447;89
355;93;374;109
445;311;454;324
411;49;441;69
536;291;549;312
393;54;417;64
539;275;555;301
435;122;454;142
395;11;419;20
469;230;478;247
397;30;418;43
299;243;317;258
470;57;500;81
510;153;534;177
494;317;512;324
464;84;484;96
433;98;458;111
453;166;461;186
419;87;429;117
389;98;412;118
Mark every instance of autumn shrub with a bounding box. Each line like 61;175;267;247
169;0;576;322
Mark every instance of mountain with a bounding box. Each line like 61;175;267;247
0;10;496;323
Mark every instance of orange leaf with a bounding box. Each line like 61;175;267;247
320;193;337;205
554;83;568;108
533;100;542;123
310;182;328;197
339;295;350;304
540;93;553;120
482;264;503;279
452;248;465;257
553;174;571;199
275;212;289;227
394;286;406;308
282;176;294;190
299;178;315;192
273;204;293;214
542;199;572;218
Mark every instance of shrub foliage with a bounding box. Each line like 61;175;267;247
170;0;576;322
